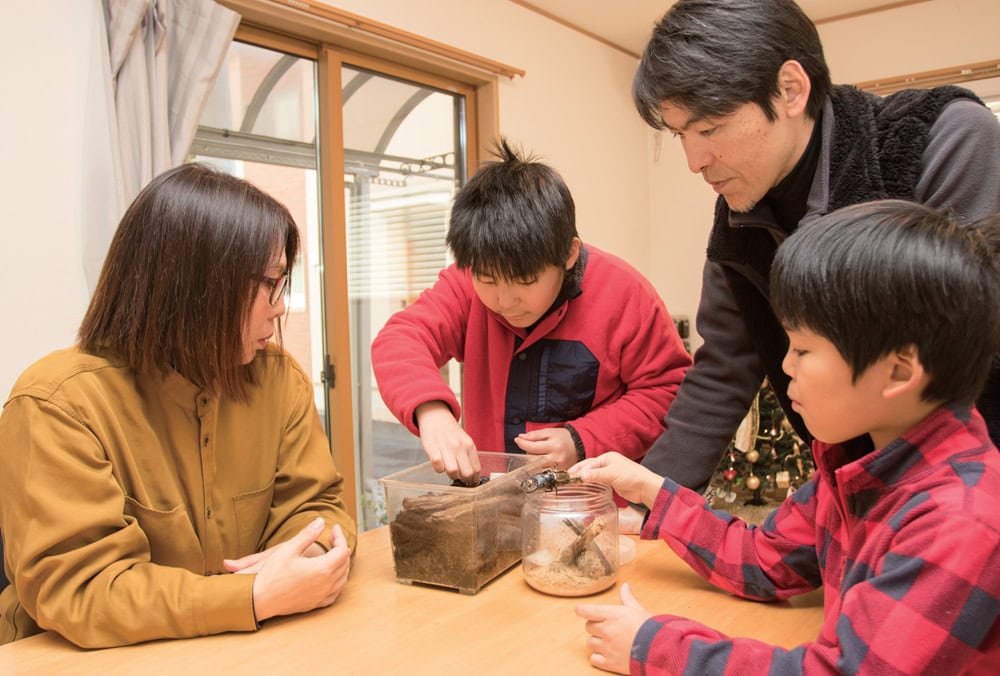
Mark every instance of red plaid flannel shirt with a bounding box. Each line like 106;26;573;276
637;404;1000;674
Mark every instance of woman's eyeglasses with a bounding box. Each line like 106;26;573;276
253;273;289;305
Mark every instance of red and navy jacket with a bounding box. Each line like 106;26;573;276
370;244;691;460
637;403;1000;674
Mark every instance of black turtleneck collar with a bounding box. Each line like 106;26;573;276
764;110;823;234
526;244;588;333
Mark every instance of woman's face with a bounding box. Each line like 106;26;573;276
242;252;288;364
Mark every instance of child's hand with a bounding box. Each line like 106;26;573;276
415;401;481;483
514;428;576;469
576;583;651;674
570;452;663;508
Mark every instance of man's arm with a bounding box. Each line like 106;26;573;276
915;98;1000;222
917;99;1000;446
641;261;766;490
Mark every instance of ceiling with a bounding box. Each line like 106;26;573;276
514;0;930;57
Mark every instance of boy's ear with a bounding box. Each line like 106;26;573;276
564;237;582;270
883;345;927;400
776;59;811;119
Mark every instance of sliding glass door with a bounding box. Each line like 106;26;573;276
340;64;466;528
192;33;473;530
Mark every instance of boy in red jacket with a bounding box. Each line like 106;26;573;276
371;139;691;484
573;200;1000;674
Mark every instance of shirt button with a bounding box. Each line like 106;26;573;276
512;417;522;425
206;507;213;518
518;352;527;360
203;435;210;447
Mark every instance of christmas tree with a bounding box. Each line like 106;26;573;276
709;379;815;507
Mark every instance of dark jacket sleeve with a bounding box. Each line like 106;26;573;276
917;99;1000;446
641;261;765;490
915;99;1000;222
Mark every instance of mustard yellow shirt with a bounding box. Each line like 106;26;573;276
0;344;356;648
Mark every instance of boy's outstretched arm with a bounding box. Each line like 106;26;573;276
577;510;1000;675
371;270;469;428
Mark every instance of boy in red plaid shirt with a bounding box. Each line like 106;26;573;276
572;200;1000;674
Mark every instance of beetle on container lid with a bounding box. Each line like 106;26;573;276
520;469;582;493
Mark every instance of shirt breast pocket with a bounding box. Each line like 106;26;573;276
536;340;599;421
232;479;275;555
123;497;203;572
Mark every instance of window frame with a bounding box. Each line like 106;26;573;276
217;0;508;521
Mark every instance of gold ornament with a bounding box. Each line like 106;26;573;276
746;475;761;490
746;449;760;464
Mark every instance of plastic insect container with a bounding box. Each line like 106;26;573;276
521;482;619;596
381;452;548;594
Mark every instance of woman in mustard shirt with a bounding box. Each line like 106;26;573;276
0;163;356;648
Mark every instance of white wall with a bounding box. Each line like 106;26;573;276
316;0;652;278
0;1;115;398
820;0;1000;84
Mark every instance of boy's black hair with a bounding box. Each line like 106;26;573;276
446;137;577;280
770;199;1000;404
633;0;832;128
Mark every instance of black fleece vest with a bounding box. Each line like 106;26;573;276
705;85;985;445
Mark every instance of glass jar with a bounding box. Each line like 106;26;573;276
521;482;619;596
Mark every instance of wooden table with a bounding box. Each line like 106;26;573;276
0;526;824;674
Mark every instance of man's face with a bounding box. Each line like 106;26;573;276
659;99;806;213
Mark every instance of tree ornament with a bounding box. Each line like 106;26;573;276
709;381;816;508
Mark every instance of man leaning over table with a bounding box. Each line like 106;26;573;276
621;0;1000;534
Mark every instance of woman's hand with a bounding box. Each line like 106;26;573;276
236;518;352;622
576;583;652;674
223;539;325;574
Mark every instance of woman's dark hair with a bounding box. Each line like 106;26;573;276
633;0;832;128
79;163;299;400
446;137;577;281
771;200;1000;404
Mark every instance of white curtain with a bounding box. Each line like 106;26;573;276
86;0;239;286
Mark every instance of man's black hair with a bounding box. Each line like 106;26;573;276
633;0;832;127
